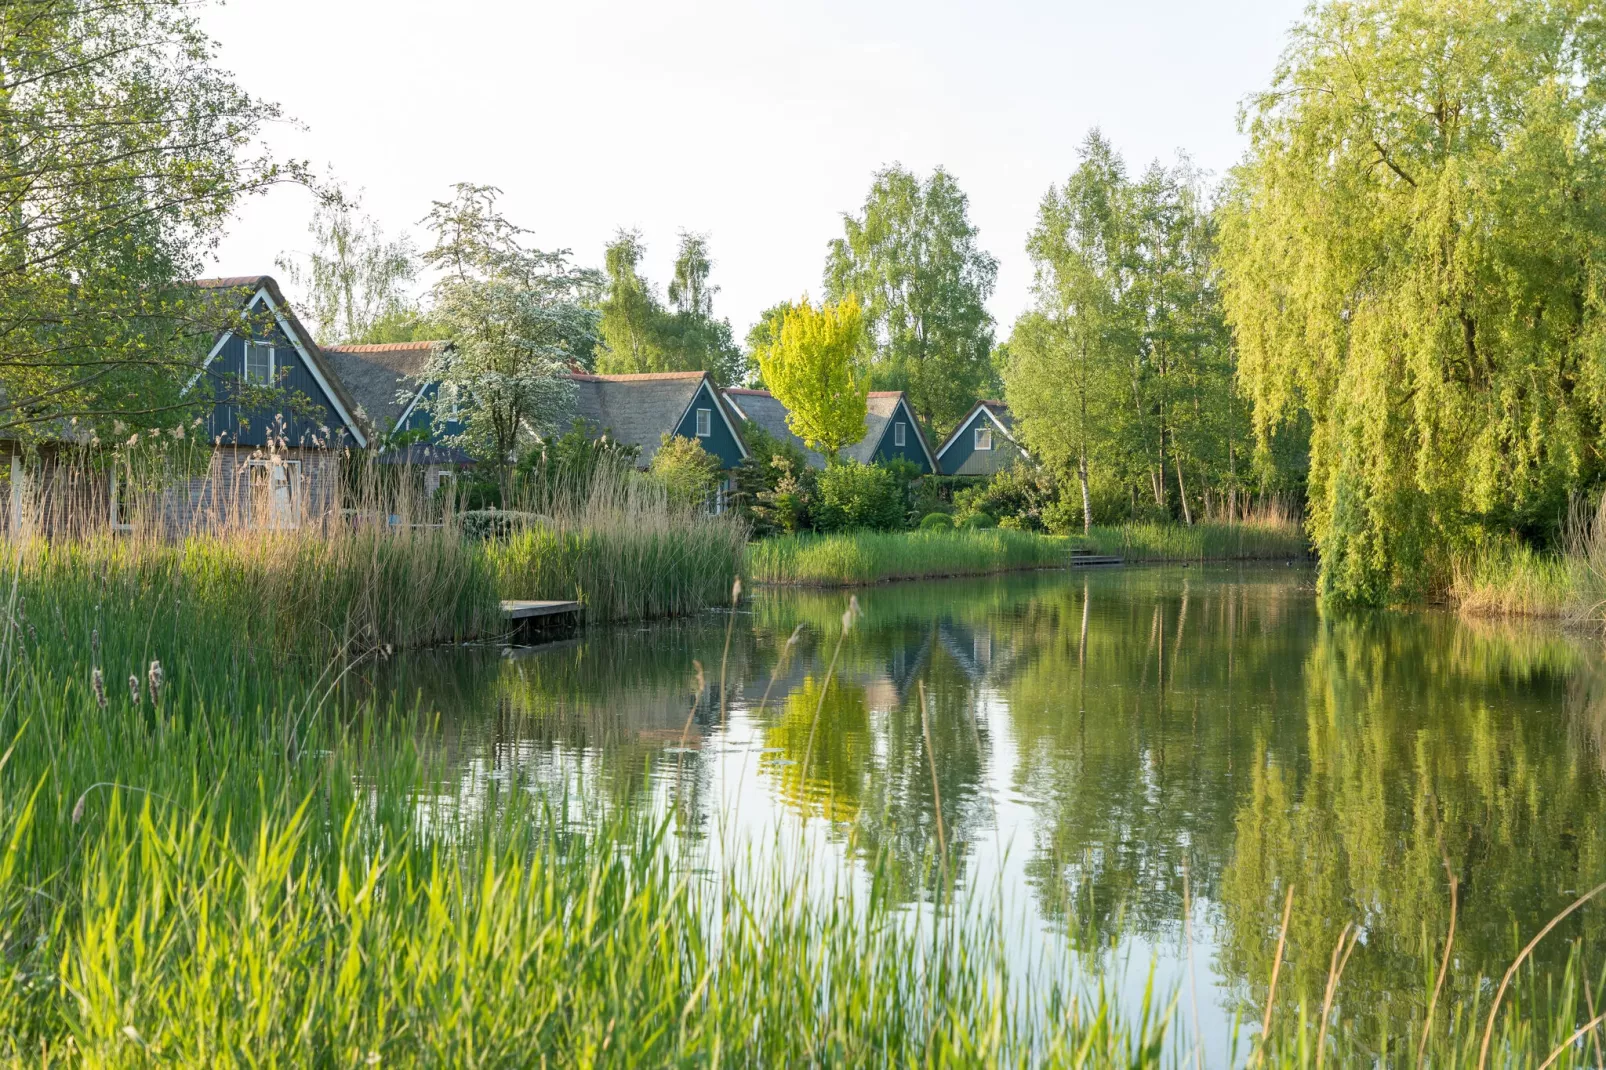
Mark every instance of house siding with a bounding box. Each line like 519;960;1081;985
939;410;1025;476
870;401;933;473
394;382;467;441
202;326;353;449
672;382;745;469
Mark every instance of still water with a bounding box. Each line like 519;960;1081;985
379;566;1606;1052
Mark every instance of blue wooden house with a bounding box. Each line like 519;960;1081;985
935;401;1027;477
720;388;937;473
321;340;474;496
174;276;369;527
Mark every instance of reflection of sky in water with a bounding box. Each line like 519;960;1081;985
372;566;1606;1060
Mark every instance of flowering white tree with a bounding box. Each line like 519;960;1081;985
416;184;600;489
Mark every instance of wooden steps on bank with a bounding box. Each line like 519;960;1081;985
1069;549;1123;568
500;600;582;640
500;599;581;620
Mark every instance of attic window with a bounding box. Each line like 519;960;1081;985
244;342;274;385
975;426;993;451
695;408;712;437
894;421;906;447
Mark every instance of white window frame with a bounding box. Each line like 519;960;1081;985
975;426;993;451
894;421;906;447
245;458;302;529
695;407;712;438
244;341;275;385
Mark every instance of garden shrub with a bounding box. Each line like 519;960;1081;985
962;511;996;529
650;434;722;509
814;461;906;532
919;512;954;530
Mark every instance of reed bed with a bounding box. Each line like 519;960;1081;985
745;529;1071;586
1078;519;1310;562
0;446;744;660
1452;498;1606;625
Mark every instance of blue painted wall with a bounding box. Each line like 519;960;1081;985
937;408;1025;476
394;382;467;442
202;316;353;448
870;399;933;473
672;381;746;468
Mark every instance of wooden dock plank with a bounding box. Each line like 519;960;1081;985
500;599;581;620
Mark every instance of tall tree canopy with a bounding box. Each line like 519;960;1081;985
1007;134;1245;529
417;184;600;487
824;165;998;437
596;229;745;385
1220;0;1606;604
0;0;299;442
754;295;869;461
276;190;420;345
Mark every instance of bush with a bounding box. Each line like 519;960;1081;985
919;512;954;530
735;424;817;536
961;511;996;529
814;461;906;533
459;509;544;541
650;434;722;509
955;465;1057;531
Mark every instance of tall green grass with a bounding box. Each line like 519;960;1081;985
1078;520;1310;562
1451;499;1606;624
746;529;1071;586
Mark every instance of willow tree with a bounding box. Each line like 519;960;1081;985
1221;0;1606;604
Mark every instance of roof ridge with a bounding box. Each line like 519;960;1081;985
325;341;445;352
571;371;708;382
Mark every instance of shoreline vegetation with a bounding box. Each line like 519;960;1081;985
747;521;1311;587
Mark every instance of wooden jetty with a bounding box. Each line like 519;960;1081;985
500;599;581;620
1068;549;1123;568
500;599;582;640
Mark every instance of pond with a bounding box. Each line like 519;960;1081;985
375;565;1606;1056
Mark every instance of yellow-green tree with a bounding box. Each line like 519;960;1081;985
754;296;869;461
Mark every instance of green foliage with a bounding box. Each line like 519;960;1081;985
0;0;303;442
746;528;1067;584
813;461;907;533
516;418;641;511
595;229;746;385
649;434;722;509
754;296;870;460
276;189;419;345
919;512;954;530
1220;0;1606;604
953;465;1059;533
743;301;796;387
416;185;600;486
825;165;998;437
1078;521;1309;562
732;422;816;536
960;511;996;529
1007;131;1250;532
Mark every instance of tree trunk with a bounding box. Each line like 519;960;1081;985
1175;455;1192;526
1078;452;1091;534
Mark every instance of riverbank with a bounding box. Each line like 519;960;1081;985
745;520;1309;587
745;528;1071;586
1076;519;1309;562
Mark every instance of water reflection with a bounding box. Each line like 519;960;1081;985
370;566;1606;1042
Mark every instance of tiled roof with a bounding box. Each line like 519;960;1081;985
721;387;936;470
321;342;448;433
565;371;741;465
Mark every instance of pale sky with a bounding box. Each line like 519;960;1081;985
200;0;1308;343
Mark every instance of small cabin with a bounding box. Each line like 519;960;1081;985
720;388;936;474
566;371;749;469
322;340;474;496
935;401;1027;477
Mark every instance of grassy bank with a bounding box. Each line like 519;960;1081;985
1449;500;1606;624
1078;519;1310;562
746;528;1070;586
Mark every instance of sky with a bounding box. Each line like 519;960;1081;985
199;0;1308;343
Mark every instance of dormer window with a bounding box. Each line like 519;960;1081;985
975;426;993;451
244;342;274;385
696;408;712;437
894;421;906;447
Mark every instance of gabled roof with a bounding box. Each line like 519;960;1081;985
935;400;1021;461
720;388;938;471
322;341;449;435
722;388;825;468
848;392;938;470
183;275;368;447
567;371;747;465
